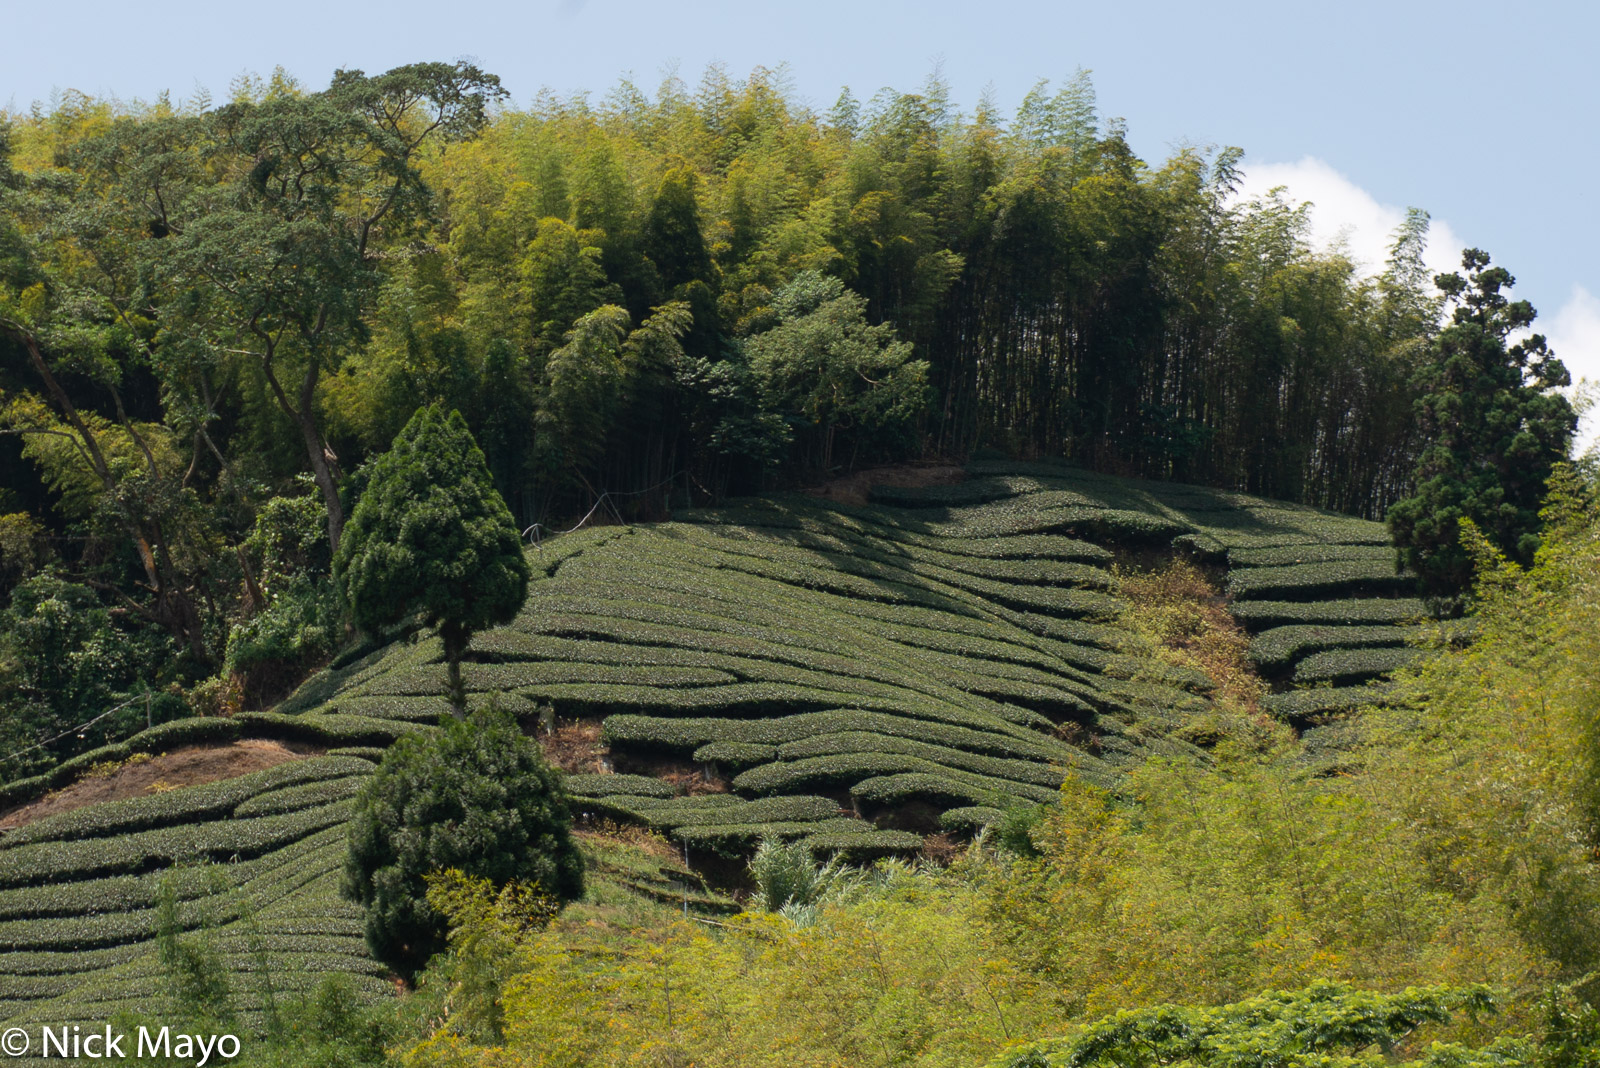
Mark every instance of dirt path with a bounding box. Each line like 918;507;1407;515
0;739;322;830
803;463;965;507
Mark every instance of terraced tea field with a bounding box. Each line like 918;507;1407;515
0;461;1440;1042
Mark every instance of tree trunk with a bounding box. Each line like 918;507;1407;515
261;355;346;557
442;623;468;718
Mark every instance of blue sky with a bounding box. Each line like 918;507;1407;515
6;0;1596;444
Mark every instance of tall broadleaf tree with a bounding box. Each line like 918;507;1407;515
157;62;506;555
1387;249;1576;598
334;404;529;713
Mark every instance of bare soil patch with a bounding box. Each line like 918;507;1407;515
803;463;964;507
0;738;322;831
540;720;610;774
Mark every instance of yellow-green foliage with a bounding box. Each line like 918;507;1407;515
402;867;1043;1068
982;467;1600;1021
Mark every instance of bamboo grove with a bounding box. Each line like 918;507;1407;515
0;60;1514;771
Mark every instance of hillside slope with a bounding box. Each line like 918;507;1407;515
0;461;1436;1042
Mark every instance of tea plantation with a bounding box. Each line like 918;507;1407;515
0;461;1438;1042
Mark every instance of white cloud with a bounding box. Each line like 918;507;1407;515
1231;156;1465;279
1546;285;1600;457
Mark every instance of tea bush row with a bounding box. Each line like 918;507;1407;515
0;758;370;850
772;731;1072;788
1294;647;1422;685
0;801;351;890
1225;559;1415;601
1228;598;1429;629
1248;625;1424;672
602;710;1077;764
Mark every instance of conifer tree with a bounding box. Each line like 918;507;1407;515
334;405;530;712
1387;249;1576;597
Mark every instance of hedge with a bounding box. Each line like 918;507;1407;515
0;756;372;850
1228;543;1396;568
231;775;366;818
363;661;738;697
773;731;1070;788
563;773;678;799
0;717;245;811
629;796;844;830
735;753;1060;805
317;695;453;722
0;801;352;889
234;711;425;747
693;741;779;768
0;942;147;977
1264;686;1391;719
1228;598;1430;629
850;773;1027;809
938;806;1006;834
802;829;924;859
325;746;387;762
1292;646;1422;685
1226;560;1416;601
1248;625;1424;672
671;817;877;854
603;710;1079;764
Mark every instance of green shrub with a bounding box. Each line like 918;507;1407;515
746;837;851;912
671;817;876;854
326;747;387;762
801;830;923;859
232;776;367;819
1228;598;1429;629
736;753;1058;804
850;773;1017;809
224;575;344;701
693;741;779;768
1263;685;1392;719
603;711;1075;764
773;731;1068;788
0;757;369;849
0;803;351;890
562;773;677;799
1226;559;1415;601
938;806;1006;834
1227;543;1395;567
1294;646;1422;685
1248;624;1423;672
341;706;583;977
639;796;842;830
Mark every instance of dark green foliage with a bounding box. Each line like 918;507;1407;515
341;707;582;977
226;492;342;703
600;795;844;831
1294;646;1421;685
1229;597;1430;629
938;806;1006;835
1225;559;1415;601
1387;250;1576;596
334;405;530;712
0;573;180;783
0;757;369;848
994;981;1501;1068
693;741;780;768
562;773;678;799
1248;624;1423;672
748;271;931;471
0;803;351;890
